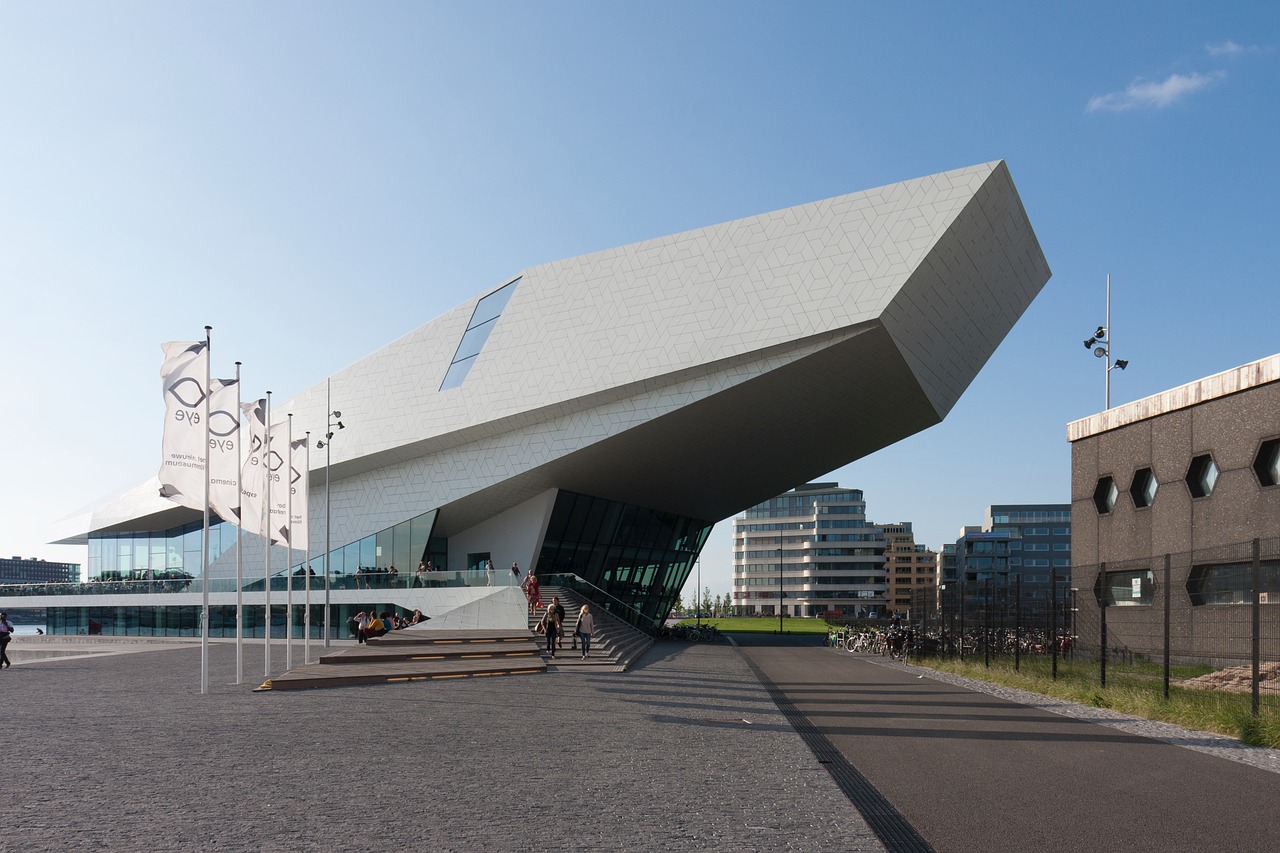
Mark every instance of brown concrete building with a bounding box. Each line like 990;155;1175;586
881;523;937;616
1068;354;1280;662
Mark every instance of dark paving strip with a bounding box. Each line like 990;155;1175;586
738;646;935;853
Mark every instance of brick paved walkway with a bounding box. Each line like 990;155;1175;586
0;639;884;853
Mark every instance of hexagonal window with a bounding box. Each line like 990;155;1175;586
1253;438;1280;487
1185;454;1219;499
1130;467;1158;509
1093;476;1118;514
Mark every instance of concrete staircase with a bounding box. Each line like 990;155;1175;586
256;583;655;690
529;585;653;671
258;629;545;690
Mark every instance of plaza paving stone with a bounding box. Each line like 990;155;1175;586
0;639;885;853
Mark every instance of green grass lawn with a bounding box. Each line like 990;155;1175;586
915;656;1280;748
676;616;830;635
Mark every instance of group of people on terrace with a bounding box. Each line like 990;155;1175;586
349;608;427;643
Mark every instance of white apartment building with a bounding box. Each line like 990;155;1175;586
732;483;888;618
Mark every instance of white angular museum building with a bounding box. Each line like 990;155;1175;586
37;160;1050;637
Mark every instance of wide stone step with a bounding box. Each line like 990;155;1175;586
323;638;543;665
262;655;546;690
257;628;547;690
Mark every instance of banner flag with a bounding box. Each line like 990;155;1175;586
207;377;242;526
239;398;268;539
158;340;209;510
288;436;309;550
265;420;289;546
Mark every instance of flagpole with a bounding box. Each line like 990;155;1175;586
200;325;212;695
234;362;244;685
304;431;312;666
324;378;332;648
264;390;272;679
286;413;294;672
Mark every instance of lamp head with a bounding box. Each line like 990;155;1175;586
1083;337;1096;349
316;440;325;449
1093;347;1108;358
1095;326;1106;339
336;421;345;430
332;410;341;419
1114;359;1129;370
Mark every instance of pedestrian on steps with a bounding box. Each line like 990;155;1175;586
576;604;595;660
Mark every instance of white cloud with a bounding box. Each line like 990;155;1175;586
1206;40;1244;56
1085;70;1226;113
1206;40;1257;57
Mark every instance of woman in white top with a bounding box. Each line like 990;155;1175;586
576;604;595;660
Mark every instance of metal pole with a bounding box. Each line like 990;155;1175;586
778;544;783;635
1163;555;1171;700
285;414;294;672
234;361;243;684
324;378;332;648
304;432;312;666
1099;562;1107;688
1051;569;1058;680
696;557;701;628
1252;538;1261;718
200;326;212;695
983;578;990;668
264;391;272;679
1105;274;1112;409
959;581;965;660
1014;573;1021;672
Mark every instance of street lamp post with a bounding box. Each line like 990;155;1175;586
1082;274;1130;409
778;543;784;635
314;378;344;648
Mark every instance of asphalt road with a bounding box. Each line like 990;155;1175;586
733;635;1280;853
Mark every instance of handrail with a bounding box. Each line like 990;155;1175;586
535;572;658;633
0;568;518;597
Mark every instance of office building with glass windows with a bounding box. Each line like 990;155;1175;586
19;161;1050;638
946;504;1071;620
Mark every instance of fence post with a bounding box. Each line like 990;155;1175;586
959;581;966;661
1100;562;1107;688
1051;569;1058;680
984;578;991;668
1015;574;1022;672
1253;537;1261;718
1163;554;1171;700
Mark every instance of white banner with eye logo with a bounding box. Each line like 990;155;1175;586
287;436;309;550
239;398;268;539
158;340;209;511
207;377;242;527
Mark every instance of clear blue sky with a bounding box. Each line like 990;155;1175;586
2;3;1277;603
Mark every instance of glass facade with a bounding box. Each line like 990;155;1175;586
440;277;520;391
535;490;712;630
88;519;236;580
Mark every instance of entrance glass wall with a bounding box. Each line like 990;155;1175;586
534;490;712;629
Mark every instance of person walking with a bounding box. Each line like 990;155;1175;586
524;573;541;614
576;604;595;660
541;598;562;658
0;611;13;668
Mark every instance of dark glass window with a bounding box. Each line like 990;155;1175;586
1186;560;1280;605
1093;476;1118;514
1253;439;1280;487
1185;454;1219;499
1094;568;1155;606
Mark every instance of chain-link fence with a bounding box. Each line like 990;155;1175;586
908;537;1280;723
